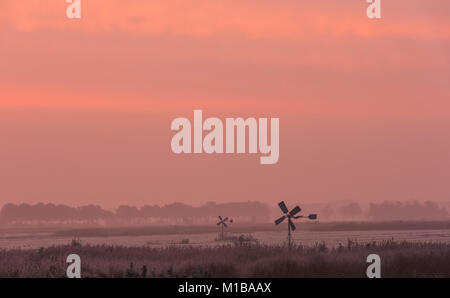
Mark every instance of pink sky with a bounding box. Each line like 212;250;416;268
1;0;449;208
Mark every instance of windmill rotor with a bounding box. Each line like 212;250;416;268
275;215;286;225
278;201;289;214
274;201;317;248
288;218;296;231
217;216;230;227
217;215;232;240
289;206;301;217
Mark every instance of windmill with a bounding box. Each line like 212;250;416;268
217;216;232;240
274;201;317;248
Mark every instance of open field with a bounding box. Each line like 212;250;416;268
2;229;450;250
1;222;449;277
0;240;449;277
2;221;450;238
1;221;450;250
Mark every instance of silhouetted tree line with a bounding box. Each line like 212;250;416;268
0;203;113;223
319;201;448;221
367;201;448;221
0;201;270;224
1;201;447;225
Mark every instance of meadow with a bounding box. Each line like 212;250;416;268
0;239;449;278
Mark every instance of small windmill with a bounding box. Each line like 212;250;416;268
217;216;232;240
275;201;317;248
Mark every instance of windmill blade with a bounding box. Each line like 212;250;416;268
308;214;317;220
275;215;286;225
218;216;223;221
223;222;228;228
288;219;296;231
289;206;301;216
229;219;233;223
217;222;222;226
278;201;289;214
223;217;229;222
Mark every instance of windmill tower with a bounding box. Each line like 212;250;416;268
274;201;317;248
216;216;232;240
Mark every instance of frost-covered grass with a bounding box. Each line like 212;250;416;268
0;239;449;277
